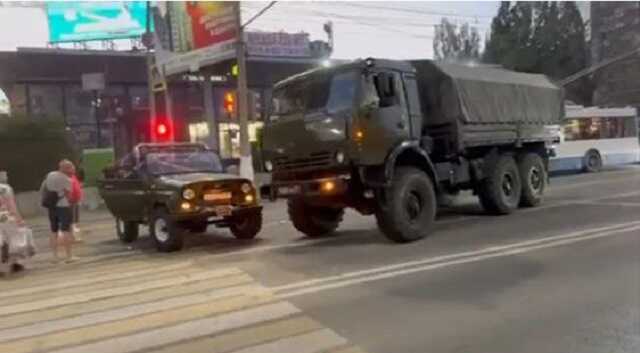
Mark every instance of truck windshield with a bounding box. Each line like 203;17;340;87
146;151;223;175
271;70;357;120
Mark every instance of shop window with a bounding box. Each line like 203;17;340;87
129;85;149;109
65;85;94;124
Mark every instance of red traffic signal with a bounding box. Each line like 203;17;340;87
224;91;236;115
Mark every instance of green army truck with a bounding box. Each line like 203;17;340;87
262;58;563;242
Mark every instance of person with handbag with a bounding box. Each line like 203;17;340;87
41;160;77;263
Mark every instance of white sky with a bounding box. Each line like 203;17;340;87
0;1;499;59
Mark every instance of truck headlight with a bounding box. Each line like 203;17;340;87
241;183;252;194
264;160;273;172
335;151;345;164
182;188;196;200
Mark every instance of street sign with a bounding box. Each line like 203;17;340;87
245;32;311;58
82;73;105;91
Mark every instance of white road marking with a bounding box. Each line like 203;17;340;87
0;284;267;342
275;222;640;298
229;328;348;353
576;201;640;207
47;302;300;353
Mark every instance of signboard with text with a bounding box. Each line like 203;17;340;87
46;2;152;43
246;32;311;58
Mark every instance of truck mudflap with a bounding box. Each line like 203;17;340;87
272;175;351;198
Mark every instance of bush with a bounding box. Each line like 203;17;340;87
0;119;79;192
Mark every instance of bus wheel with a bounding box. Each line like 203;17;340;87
583;149;602;173
518;153;546;207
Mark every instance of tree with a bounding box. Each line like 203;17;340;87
433;18;480;61
482;1;593;105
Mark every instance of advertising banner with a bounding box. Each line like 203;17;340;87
246;32;311;58
46;2;151;43
154;1;238;76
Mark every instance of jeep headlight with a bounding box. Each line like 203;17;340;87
182;188;196;200
240;183;252;194
335;151;345;164
264;160;273;172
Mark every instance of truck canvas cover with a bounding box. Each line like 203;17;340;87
410;60;564;151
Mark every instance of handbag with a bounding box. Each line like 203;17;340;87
41;185;59;209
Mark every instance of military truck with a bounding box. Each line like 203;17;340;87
99;143;262;252
262;58;563;243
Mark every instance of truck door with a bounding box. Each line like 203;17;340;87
358;70;411;165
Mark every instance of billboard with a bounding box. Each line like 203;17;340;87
46;2;151;43
154;2;238;76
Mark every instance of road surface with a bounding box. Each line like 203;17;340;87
2;166;639;353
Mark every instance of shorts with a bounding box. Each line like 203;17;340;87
48;207;72;233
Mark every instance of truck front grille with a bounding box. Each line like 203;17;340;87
274;151;333;171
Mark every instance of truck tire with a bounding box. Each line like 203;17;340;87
478;154;522;215
518;153;546;207
583;149;602;173
287;198;344;237
116;218;139;243
375;167;436;243
149;209;184;252
230;211;263;240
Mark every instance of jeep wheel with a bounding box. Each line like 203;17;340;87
375;167;436;243
116;218;138;243
287;198;344;237
230;211;262;240
149;209;184;252
478;154;522;214
518;153;546;207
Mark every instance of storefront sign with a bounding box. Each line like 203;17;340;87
81;73;105;91
246;32;311;58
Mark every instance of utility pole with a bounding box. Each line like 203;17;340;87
235;1;277;180
235;2;253;180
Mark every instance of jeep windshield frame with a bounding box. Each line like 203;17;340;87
145;150;224;176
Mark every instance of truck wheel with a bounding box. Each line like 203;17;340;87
375;167;436;243
583;149;602;173
478;155;522;214
287;198;344;237
116;218;139;243
518;153;546;207
149;209;184;252
230;211;263;240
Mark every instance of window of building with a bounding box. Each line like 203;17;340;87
65;84;94;124
29;84;63;119
217;122;264;159
129;85;149;109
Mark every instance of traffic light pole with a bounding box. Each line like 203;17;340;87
235;3;254;180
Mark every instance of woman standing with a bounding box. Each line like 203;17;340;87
70;167;84;242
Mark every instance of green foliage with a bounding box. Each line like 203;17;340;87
433;18;481;61
0;118;79;192
483;1;593;104
82;149;115;187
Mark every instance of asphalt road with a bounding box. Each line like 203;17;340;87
4;166;640;353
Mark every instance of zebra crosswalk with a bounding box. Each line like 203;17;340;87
0;256;366;353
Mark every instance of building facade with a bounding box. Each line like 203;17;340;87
590;2;640;107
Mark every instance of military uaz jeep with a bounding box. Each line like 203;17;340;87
99;143;262;252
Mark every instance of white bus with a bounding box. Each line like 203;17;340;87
550;106;640;173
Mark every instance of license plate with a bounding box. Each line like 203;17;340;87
214;205;232;217
204;191;232;201
278;185;301;196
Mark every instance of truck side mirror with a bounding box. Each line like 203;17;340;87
374;73;396;108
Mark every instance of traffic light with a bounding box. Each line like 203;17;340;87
156;122;169;137
223;91;236;117
150;118;173;142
